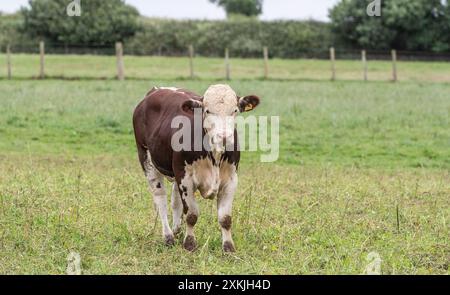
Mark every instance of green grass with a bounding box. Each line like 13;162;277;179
1;54;450;82
1;80;449;169
0;77;449;274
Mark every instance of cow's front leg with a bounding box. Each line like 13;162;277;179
145;166;174;246
217;173;237;252
178;179;199;252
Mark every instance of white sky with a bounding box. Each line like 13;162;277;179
0;0;340;21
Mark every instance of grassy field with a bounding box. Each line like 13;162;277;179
1;54;450;82
0;77;449;274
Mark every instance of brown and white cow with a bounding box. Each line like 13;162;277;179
133;84;260;252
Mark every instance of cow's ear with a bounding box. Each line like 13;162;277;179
239;95;260;112
182;99;203;113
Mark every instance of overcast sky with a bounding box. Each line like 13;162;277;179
0;0;340;21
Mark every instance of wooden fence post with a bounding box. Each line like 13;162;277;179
263;46;269;79
6;44;12;79
225;48;230;81
362;50;368;81
39;41;45;79
391;49;397;82
330;47;336;81
188;45;195;79
116;42;125;81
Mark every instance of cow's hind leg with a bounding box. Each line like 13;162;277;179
143;152;174;246
171;183;183;236
217;173;237;252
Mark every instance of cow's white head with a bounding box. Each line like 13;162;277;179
182;84;260;153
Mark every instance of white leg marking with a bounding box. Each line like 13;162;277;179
171;182;183;235
144;151;174;245
180;173;199;251
217;170;238;252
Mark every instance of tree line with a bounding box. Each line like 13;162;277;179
330;0;450;52
0;0;449;57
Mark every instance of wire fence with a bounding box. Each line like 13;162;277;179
1;42;450;82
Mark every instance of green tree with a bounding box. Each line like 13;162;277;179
21;0;140;45
329;0;448;51
209;0;263;17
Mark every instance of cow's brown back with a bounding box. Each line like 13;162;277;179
133;88;201;177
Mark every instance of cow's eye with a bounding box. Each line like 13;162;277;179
234;109;238;113
205;110;210;114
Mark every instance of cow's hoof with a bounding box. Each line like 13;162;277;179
183;235;197;252
165;234;175;247
223;241;236;253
